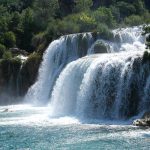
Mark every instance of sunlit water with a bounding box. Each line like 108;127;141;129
0;105;150;150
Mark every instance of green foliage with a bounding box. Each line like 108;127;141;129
0;0;149;54
125;15;144;26
26;52;42;64
96;24;113;40
77;12;97;32
92;7;116;28
74;0;92;12
2;51;12;60
116;1;136;18
142;11;150;24
11;56;22;66
0;44;6;58
33;0;59;30
19;8;35;51
2;32;16;48
32;32;46;51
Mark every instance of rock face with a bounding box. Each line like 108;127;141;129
9;48;28;56
0;53;42;105
133;112;150;127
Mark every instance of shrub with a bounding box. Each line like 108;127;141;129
142;11;150;24
77;12;96;32
26;52;42;64
32;32;46;52
92;7;116;28
116;2;136;18
96;24;113;40
2;51;12;60
11;57;22;66
125;15;144;26
2;31;16;48
0;43;6;58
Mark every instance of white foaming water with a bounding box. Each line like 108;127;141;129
49;57;95;117
25;26;149;121
50;51;150;120
25;33;93;105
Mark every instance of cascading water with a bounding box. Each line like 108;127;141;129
25;33;93;104
50;51;150;120
25;26;149;120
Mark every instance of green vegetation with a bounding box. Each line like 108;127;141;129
0;0;149;54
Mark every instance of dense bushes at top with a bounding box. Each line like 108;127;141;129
0;0;150;54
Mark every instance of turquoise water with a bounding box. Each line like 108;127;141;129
0;105;150;150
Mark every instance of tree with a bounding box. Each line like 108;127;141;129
74;0;92;12
20;8;35;51
116;1;136;18
2;31;16;48
58;0;75;16
33;0;59;29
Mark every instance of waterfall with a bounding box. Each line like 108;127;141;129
50;51;150;119
25;26;150;120
25;33;93;105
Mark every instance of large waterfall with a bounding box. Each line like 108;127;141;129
25;26;150;120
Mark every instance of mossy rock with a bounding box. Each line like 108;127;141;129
93;40;109;53
78;34;89;57
0;44;6;58
142;51;150;63
19;52;42;95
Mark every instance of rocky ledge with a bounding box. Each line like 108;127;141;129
133;112;150;127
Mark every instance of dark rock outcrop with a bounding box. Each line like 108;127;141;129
133;112;150;127
9;48;28;56
0;52;42;105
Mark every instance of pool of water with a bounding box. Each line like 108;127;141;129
0;105;150;150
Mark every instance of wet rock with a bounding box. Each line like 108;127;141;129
9;48;28;56
133;111;150;127
93;40;109;53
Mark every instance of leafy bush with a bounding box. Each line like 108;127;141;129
32;32;46;52
2;51;12;60
125;15;144;26
142;11;150;24
0;43;6;58
77;12;96;32
92;7;116;28
96;24;113;40
11;57;22;66
2;32;16;48
26;52;42;64
116;2;136;18
73;0;92;12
